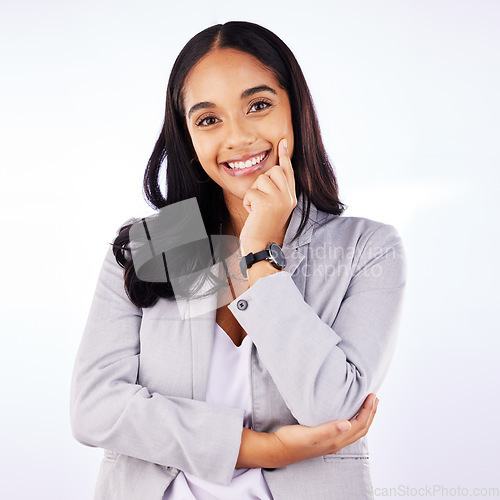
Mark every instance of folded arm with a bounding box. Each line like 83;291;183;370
228;223;407;427
70;246;246;486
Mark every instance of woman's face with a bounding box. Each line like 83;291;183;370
183;48;294;206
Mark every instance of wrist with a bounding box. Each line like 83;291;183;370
236;428;276;469
247;260;281;287
240;240;268;256
240;242;287;286
265;432;285;469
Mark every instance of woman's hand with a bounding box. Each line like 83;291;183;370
236;393;379;469
239;138;297;255
267;393;379;468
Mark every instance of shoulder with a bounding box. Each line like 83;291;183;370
309;210;406;283
109;215;146;262
312;210;404;249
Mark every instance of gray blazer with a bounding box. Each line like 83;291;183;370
70;194;407;500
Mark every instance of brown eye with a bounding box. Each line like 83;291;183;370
248;100;272;113
196;116;220;127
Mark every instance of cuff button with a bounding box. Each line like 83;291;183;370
237;299;248;310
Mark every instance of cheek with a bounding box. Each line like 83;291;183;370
191;136;213;162
270;106;293;137
264;116;290;143
283;108;294;135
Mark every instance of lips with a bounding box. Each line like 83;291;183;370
220;150;271;177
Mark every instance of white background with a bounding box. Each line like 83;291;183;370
1;0;499;498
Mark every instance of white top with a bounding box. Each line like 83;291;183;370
162;322;274;500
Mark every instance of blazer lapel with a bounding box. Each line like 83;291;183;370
282;192;316;296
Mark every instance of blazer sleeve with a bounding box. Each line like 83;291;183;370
227;223;407;427
70;245;245;487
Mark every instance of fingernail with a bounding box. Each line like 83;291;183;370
338;421;350;432
283;139;288;151
375;398;380;408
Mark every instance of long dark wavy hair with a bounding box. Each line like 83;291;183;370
112;21;347;308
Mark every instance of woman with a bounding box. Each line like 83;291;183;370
70;21;406;500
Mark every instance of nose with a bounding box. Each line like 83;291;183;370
224;116;256;150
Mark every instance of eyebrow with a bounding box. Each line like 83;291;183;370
187;85;278;119
241;85;277;99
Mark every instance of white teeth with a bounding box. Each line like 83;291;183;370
227;152;267;169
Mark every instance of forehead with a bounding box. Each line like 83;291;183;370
183;48;281;106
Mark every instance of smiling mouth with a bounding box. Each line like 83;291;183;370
224;150;270;170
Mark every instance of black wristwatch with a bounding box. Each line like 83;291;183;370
240;242;287;278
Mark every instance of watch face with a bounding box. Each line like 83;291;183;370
269;243;287;268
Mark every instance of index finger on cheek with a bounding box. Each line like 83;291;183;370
278;138;294;184
279;138;289;165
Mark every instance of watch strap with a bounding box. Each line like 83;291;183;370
240;249;269;278
244;249;269;268
240;243;287;278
